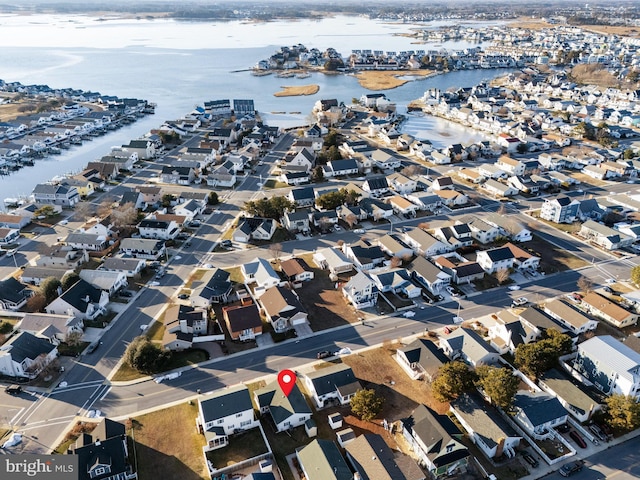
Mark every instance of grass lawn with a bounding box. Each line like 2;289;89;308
223;266;244;284
53;422;97;454
185;269;207;289
205;428;268;469
146;320;165;343
131;402;207;480
536;215;582;234
263;179;289;189
295;267;361;331
111;349;208;382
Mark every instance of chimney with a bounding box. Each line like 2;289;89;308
84;295;91;303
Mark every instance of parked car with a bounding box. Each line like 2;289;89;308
569;430;587;448
316;351;332;359
178;293;189;300
589;423;608;442
86;341;100;354
512;297;528;307
522;452;539;468
220;240;232;247
353;229;365;234
4;385;22;395
556;424;570;433
605;278;616;284
508;285;521;291
559;460;584;477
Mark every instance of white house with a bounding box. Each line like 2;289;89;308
45;279;109;321
512;391;569;439
303;363;362;409
241;258;282;291
342;271;378;310
254;381;312;432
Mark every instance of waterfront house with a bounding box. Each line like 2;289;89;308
402;405;469;478
198;385;258;451
254;381;312;432
303;363;361;409
32;183;79;207
574;335;640;398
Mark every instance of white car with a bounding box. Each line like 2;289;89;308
403;311;415;318
149;281;160;286
203;263;213;269
605;278;616;284
508;285;521;291
140;324;148;332
453;316;464;324
2;433;22;449
334;225;341;231
512;297;528;306
213;209;222;214
353;229;365;234
335;347;352;356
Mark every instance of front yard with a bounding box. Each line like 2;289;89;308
131;402;208;480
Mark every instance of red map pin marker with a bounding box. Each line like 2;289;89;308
277;369;297;397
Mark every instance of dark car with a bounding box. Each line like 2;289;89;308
556;424;570;433
220;240;232;247
569;430;587;448
5;385;22;395
316;351;332;359
559;460;584;477
86;341;100;354
178;293;189;300
589;423;607;441
522;452;539;468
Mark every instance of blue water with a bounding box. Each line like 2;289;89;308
0;15;512;199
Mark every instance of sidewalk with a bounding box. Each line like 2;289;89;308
519;427;640;479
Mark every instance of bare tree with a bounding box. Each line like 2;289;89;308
269;242;283;264
111;202;138;229
496;204;507;215
65;330;83;347
97;198;114;218
345;213;357;229
577;276;594;294
418;222;430;230
496;268;510;285
390;256;402;268
401;164;426;177
74;201;95;222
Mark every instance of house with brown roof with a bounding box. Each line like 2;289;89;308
434;189;468;206
387;195;417;216
0;213;30;230
280;258;314;283
258;285;307;333
504;242;540;271
222;302;262;341
580;292;638;328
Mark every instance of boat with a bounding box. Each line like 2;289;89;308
296;72;311;79
277;72;295;78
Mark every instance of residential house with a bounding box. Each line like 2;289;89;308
159;165;197;185
32;183;79;207
310;210;339;230
313;247;353;275
575;335;640;398
450;393;521;459
538;369;602;423
254;381;312;432
476;246;515;274
101;257;145;278
0;331;58;379
174;199;204;220
377;234;414;259
303;363;362;409
485;214;532;242
162;304;208;350
462;217;501;244
488;312;539;354
505;242;540;271
288;187;315;207
518;306;569;336
405;193;441;212
136;185;162;205
478;164;507;180
0;213;31;230
579;220;633;250
483;179;518;198
35;247;88;269
138;219;179;240
280;258;314;283
409;256;451;293
242;258;282;291
234;218;277;243
0;227;20;245
21;266;71;286
362;176;390;197
511;391;568;439
18;313;83;345
222;302;262;341
396;339;449;381
0;277;32;311
259;285;307;333
388;172;417;194
496;155;525;176
543;299;598;335
207;164;237;187
342;240;386;270
324;158;359;177
458;168;484;184
440;328;499;367
342;271;378;309
388;195;418;216
296;440;352;480
541;197;580;224
402;405;469;478
580;292;638;328
46;279;109;321
70;418;135;480
197;385;258;451
119;238;166;260
434;256;485;285
79;270;127;297
64;232;108;252
360;198;394;220
370;268;421;299
403;228;451;257
282;210;310;233
433;224;473;249
431;176;454;191
345;434;425;480
434;188;468;206
372;149;402;170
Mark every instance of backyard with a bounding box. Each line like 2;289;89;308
131;402;208;480
205;428;268;469
526;234;589;273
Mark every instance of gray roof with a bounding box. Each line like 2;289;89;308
513;391;568;426
102;257;144;271
410;256;448;284
58;279;103;312
539;369;601;418
21;266;71;282
199;384;253;423
345;433;424;480
399;339;449;377
65;232;104;245
452;393;519;449
442;328;497;365
120;237;164;252
0;277;31;304
255;381;311;425
193;268;232;301
297;439;352;480
519;306;567;332
402;405;468;469
578;335;640;384
305;363;361;397
2;331;56;363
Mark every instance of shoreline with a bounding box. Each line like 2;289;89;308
273;84;320;97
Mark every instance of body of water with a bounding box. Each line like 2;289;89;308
0;14;512;199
